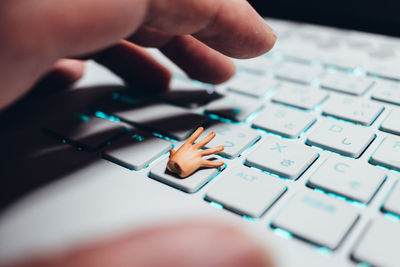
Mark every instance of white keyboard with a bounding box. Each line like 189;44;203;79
42;18;400;267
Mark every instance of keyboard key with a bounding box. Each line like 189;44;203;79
272;191;359;250
149;156;223;193
205;94;264;122
306;119;375;158
205;166;286;218
161;78;222;108
100;99;208;141
371;80;400;106
380;109;400;135
321;50;365;71
245;136;318;179
382;181;400;216
226;73;279;98
370;135;400;171
252;103;316;138
272;83;328;110
275;62;324;85
201;123;260;159
352;218;400;267
233;57;280;75
320;72;374;96
308;155;386;203
44;114;127;151
322;95;384;126
102;130;172;170
365;59;400;81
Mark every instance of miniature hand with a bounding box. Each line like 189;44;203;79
167;127;224;178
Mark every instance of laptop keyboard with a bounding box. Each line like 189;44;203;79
42;18;400;266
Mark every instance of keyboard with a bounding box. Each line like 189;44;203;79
2;18;400;267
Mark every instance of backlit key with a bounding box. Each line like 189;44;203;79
308;155;386;203
370;135;400;171
306;119;375;158
320;72;374;96
245;136;318;179
102;130;172;170
149;156;223;193
201;123;260;159
205;166;286;218
226;74;279;98
272;191;359;250
275;62;324;85
322;95;384;126
371;80;400;106
382;181;400;216
272;83;328;110
380;109;400;135
352;218;400;267
205;94;264;122
252;103;316;138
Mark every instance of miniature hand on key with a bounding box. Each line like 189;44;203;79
167;127;224;178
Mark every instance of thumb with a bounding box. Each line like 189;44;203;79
6;222;274;267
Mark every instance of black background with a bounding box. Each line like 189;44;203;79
250;0;400;37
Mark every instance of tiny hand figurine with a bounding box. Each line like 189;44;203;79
167;127;224;178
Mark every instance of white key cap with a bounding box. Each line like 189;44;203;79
380;109;400;135
233;57;280;75
149;156;223;193
281;43;322;63
382;181;400;216
272;191;359;250
322;95;384;126
109;101;208;141
161;78;221;108
252;104;316;138
306;119;375;158
322;50;365;71
365;58;400;81
205;94;264;122
272;83;328;110
44;114;127;151
308;155;386;203
245;136;318;179
371;80;400;105
275;62;324;85
320;72;374;96
226;74;279;98
352;218;400;267
205;166;286;217
201;123;260;159
370;135;400;171
102;130;172;170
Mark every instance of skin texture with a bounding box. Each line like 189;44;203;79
0;0;276;266
0;0;276;110
167;127;224;178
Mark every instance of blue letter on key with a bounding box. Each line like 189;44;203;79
329;125;343;133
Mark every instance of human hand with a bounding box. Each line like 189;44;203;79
6;222;274;267
167;127;225;178
0;0;276;110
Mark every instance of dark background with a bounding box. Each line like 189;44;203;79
250;0;400;37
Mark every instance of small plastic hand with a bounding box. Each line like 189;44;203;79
167;127;224;178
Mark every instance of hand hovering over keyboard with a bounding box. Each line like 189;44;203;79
1;0;276;266
0;0;276;111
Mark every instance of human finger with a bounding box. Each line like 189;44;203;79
186;127;204;145
94;41;172;94
195;131;216;149
160;35;236;84
201;159;224;168
201;146;224;156
30;59;86;96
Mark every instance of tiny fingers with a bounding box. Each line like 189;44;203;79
186;127;204;145
201;160;224;168
201;145;224;156
195;131;216;149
